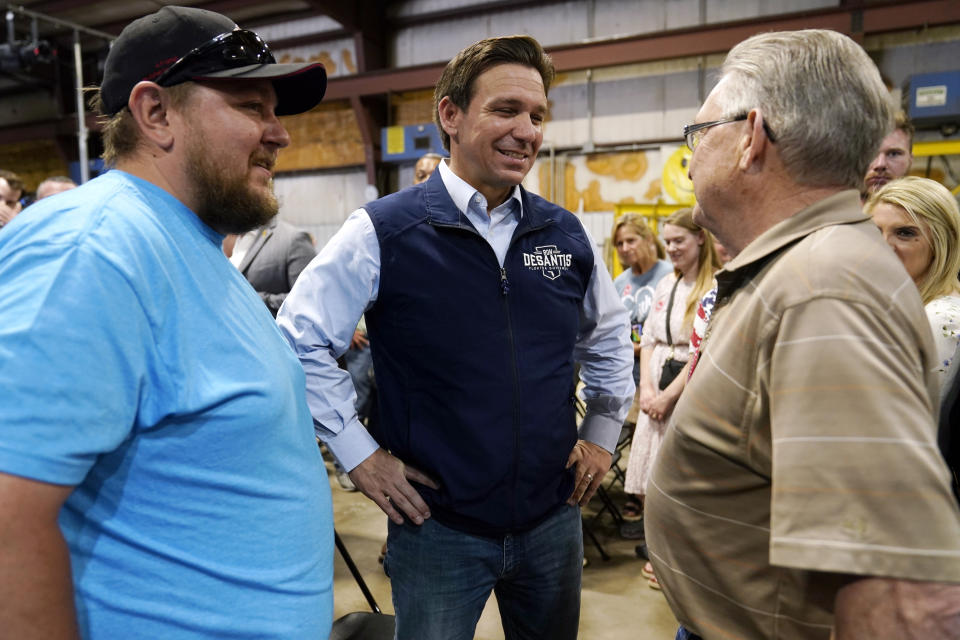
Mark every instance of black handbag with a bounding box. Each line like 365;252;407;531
658;357;684;390
658;276;684;390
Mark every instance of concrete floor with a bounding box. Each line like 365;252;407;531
328;462;679;639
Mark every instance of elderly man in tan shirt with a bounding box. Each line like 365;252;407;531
645;29;960;640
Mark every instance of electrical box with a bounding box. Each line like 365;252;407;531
380;123;445;162
68;159;106;184
908;71;960;130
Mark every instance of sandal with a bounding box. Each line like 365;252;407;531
622;496;643;521
641;562;655;580
647;575;661;591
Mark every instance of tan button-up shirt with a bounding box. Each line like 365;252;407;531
646;190;960;639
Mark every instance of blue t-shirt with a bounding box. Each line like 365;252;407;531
0;171;333;639
614;259;674;338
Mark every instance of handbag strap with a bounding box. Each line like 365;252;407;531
664;275;681;347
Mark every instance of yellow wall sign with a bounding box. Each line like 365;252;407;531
661;146;696;205
386;126;406;155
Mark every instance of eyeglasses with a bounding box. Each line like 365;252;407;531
154;29;275;87
682;114;777;151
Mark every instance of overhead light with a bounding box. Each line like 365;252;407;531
0;39;56;74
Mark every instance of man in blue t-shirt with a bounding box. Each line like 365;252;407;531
0;7;332;639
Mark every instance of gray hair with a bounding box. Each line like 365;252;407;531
715;29;893;189
38;175;76;188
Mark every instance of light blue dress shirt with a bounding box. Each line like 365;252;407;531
278;160;635;470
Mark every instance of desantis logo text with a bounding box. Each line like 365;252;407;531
523;245;572;281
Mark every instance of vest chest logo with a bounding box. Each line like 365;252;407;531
523;245;573;281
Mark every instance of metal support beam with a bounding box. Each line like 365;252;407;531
0;112;98;144
2;0;959;157
304;0;388;183
913;140;960;157
6;3;114;40
325;64;443;101
94;0;303;37
350;94;386;188
3;5;111;180
324;0;960;100
25;0;107;15
304;0;360;32
267;28;351;50
72;30;87;183
863;0;960;32
387;0;567;28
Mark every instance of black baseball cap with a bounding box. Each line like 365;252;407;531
100;6;326;116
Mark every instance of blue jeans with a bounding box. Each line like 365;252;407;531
676;626;703;640
384;504;583;640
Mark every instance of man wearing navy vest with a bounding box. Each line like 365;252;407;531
279;35;634;639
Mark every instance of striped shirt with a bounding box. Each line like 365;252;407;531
645;190;960;639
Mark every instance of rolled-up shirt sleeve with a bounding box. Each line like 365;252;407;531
574;226;637;453
277;209;381;471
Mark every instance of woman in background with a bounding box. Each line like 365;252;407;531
865;176;960;384
612;214;673;385
611;214;673;521
625;208;720;588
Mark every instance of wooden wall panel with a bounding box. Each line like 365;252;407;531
392;89;434;127
277;101;365;172
0;140;69;193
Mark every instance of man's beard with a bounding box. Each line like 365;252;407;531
185;134;280;235
863;172;890;198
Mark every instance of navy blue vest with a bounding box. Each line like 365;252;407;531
364;171;594;536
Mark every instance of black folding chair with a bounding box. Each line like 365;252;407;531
581;425;633;561
329;531;395;640
575;376;634;561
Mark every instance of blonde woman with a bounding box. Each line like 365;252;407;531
612;215;673;521
866;176;960;382
611;214;673;387
624;208;721;587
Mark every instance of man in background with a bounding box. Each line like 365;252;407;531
0;169;24;227
863;110;914;197
36;175;77;200
229;218;316;317
413;151;442;185
0;6;333;638
647;29;960;639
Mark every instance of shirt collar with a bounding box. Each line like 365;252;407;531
717;189;867;293
437;158;524;218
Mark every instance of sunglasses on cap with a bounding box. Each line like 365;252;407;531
154;29;275;87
